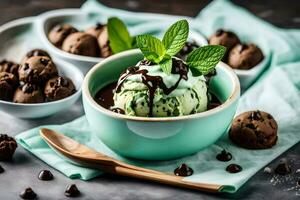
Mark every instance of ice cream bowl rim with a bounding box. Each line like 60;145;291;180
82;49;240;122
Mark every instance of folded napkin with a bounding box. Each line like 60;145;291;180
16;0;300;193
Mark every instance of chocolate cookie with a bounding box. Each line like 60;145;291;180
0;60;20;77
0;134;18;161
209;29;240;61
229;110;278;149
48;24;78;48
228;43;264;70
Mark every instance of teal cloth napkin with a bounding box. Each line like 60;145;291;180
16;0;300;193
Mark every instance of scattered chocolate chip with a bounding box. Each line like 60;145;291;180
263;166;273;174
275;159;291;175
215;29;224;36
216;149;232;162
20;187;37;200
65;184;80;197
0;165;4;173
174;163;193;177
226;164;242;173
38;170;54;181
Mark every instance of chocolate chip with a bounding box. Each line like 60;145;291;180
227;31;234;37
110;108;125;114
226;164;242;173
174;163;193;176
0;165;4;173
57;77;69;87
216;149;232;162
20;187;37;200
95;22;104;30
215;29;224;36
65;184;80;197
40;58;49;65
38;170;54;181
245;123;256;129
0;134;18;161
23;63;29;70
239;44;248;53
54;25;63;32
22;84;35;93
249;110;262;121
275;159;291;175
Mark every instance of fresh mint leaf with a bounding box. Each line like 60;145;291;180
107;17;132;54
136;35;166;63
159;58;172;75
186;45;226;75
162;20;189;56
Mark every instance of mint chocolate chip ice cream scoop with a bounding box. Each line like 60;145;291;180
112;58;208;117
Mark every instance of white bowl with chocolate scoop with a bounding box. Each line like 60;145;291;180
36;9;208;74
0;58;83;119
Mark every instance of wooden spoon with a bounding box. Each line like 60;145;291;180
40;128;222;193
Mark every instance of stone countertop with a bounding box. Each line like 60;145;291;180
0;0;299;199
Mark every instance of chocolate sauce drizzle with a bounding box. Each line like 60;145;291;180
115;58;188;117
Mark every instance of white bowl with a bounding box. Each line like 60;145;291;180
0;58;83;119
37;9;208;74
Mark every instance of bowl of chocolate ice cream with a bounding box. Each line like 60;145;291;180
0;49;83;119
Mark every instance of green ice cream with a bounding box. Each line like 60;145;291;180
113;60;208;117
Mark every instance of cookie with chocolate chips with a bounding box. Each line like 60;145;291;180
228;43;264;70
229;110;278;149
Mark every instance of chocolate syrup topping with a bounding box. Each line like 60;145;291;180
216;149;232;162
38;170;54;181
226;164;242;173
174;163;193;177
115;58;188;116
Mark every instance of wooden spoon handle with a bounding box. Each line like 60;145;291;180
113;166;221;193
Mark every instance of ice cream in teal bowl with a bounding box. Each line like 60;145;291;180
82;20;240;160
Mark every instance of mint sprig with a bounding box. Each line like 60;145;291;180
136;19;225;76
162;20;189;56
136;20;189;75
186;45;226;75
107;17;135;54
136;35;166;63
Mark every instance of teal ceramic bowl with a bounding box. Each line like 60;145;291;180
82;49;240;160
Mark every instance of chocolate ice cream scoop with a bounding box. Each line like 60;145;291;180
21;49;51;64
13;83;44;103
0;72;18;101
44;76;76;101
0;60;20;77
228;43;264;70
48;24;78;48
62;32;100;57
97;26;112;58
85;23;105;38
0;134;18;161
209;29;240;61
19;56;58;84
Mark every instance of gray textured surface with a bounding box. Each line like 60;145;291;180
0;100;299;200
